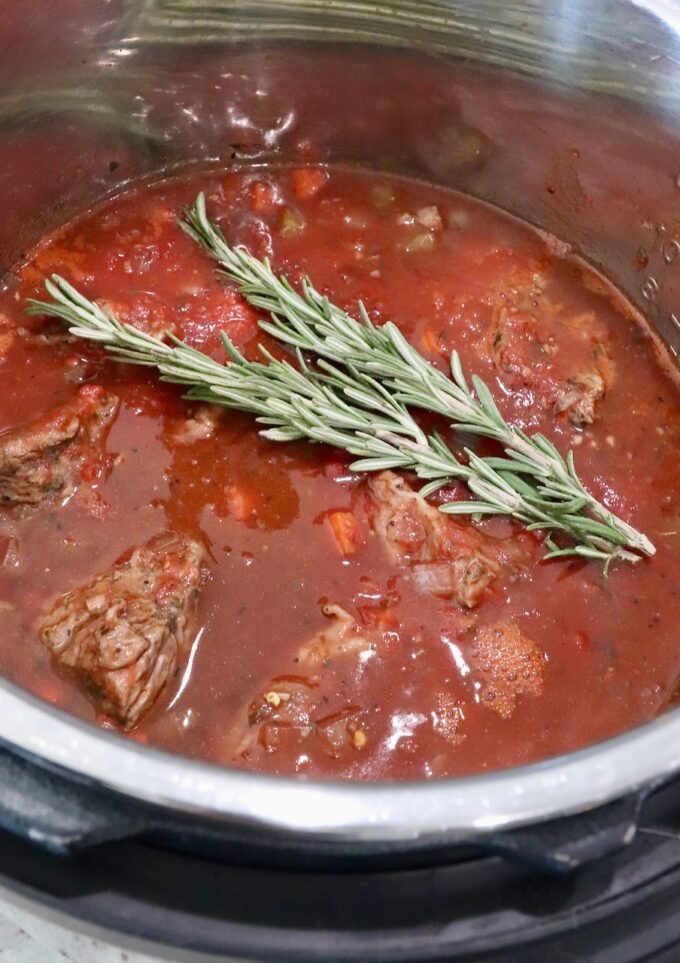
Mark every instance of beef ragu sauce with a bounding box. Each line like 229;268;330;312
0;165;679;781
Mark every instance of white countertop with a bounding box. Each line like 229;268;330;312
0;904;172;963
0;912;62;962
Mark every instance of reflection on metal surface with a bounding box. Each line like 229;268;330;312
122;0;680;106
0;87;160;144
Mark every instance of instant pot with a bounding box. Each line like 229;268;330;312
2;1;680;959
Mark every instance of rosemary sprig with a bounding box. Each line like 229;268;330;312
180;192;654;566
27;276;571;527
28;272;650;569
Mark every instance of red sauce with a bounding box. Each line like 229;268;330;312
1;165;679;780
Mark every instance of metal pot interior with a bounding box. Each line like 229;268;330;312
1;0;679;838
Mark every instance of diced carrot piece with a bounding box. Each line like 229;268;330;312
327;510;362;556
291;167;328;200
224;484;256;522
422;322;448;357
250;180;277;213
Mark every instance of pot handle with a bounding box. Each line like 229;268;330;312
481;789;651;873
0;744;150;853
0;742;658;869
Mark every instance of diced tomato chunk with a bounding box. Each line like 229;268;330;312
327;510;362;556
80;458;101;484
291;168;328;200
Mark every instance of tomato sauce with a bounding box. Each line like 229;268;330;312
0;165;679;780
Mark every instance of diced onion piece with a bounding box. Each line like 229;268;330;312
405;232;435;253
410;562;456;596
279;207;306;236
372;184;395;210
84;594;108;614
171;406;219;445
416;206;443;231
448;209;469;229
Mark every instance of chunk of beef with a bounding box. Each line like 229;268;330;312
39;532;206;727
489;305;554;388
487;276;615;426
228;604;376;761
554;347;615;426
368;471;499;608
291;603;374;668
469;620;545;719
554;371;605;426
0;385;118;506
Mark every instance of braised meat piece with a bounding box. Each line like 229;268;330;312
489;305;553;388
469;620;545;719
554;354;615;426
487;275;615;426
0;385;118;506
39;532;206;727
368;470;499;608
228;604;376;761
289;603;374;668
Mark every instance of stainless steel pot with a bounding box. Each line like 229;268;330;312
0;0;679;847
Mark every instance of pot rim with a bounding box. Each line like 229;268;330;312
0;677;677;840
